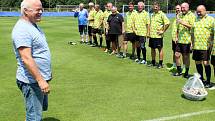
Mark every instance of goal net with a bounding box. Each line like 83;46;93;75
122;4;152;16
56;5;79;12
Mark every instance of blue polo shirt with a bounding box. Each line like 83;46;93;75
74;9;88;25
12;19;52;84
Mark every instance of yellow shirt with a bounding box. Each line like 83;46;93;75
88;8;95;27
177;11;196;44
125;10;137;33
93;10;104;29
150;11;170;38
133;10;150;36
192;15;214;50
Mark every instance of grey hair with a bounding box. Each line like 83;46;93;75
20;0;31;15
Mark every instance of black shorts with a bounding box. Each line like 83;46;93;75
124;33;136;42
149;38;163;49
78;25;87;35
192;50;210;61
88;26;93;36
92;28;103;35
137;36;146;48
109;34;119;42
175;43;191;54
172;40;177;52
211;55;215;66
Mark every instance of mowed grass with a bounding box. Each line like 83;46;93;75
0;17;215;121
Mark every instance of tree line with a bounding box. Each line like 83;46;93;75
1;0;214;11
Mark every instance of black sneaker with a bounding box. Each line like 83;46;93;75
205;84;213;88
129;55;135;60
147;63;156;67
183;73;189;78
157;64;163;69
173;72;182;76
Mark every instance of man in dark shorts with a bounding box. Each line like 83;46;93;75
149;2;170;68
87;2;95;45
92;4;103;47
191;5;214;88
133;1;150;64
167;5;181;71
174;2;196;78
74;3;89;44
124;2;137;59
107;6;124;55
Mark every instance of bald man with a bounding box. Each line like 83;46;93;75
12;0;51;120
174;2;196;78
191;5;214;88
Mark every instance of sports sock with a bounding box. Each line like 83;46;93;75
177;66;182;73
137;47;141;60
152;60;156;65
196;64;203;81
205;65;211;83
159;60;163;65
141;48;146;61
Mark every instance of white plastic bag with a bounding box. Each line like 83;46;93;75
182;73;208;101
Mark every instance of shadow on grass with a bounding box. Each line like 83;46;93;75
43;117;60;121
181;94;206;101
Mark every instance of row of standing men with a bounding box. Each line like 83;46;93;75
74;1;215;88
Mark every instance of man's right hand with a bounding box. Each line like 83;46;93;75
38;80;50;94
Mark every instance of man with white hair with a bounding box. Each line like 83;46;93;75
74;3;89;44
191;5;214;88
107;6;125;55
174;2;196;78
12;0;51;120
133;1;150;64
103;2;113;52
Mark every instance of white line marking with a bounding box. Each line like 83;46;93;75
144;109;215;121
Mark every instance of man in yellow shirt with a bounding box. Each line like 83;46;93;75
88;2;95;45
92;4;104;47
149;2;170;68
191;5;214;88
133;1;150;64
103;2;113;52
167;5;181;70
174;2;196;78
124;2;137;59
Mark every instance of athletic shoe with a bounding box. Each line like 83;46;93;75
183;73;189;78
147;63;156;67
157;64;163;69
140;60;147;64
205;84;213;88
135;59;140;63
116;54;123;58
110;51;116;55
129;55;135;60
173;72;182;76
104;49;108;53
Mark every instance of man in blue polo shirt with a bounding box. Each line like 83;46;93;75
12;0;52;120
74;3;89;44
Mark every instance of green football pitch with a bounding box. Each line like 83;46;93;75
0;17;215;121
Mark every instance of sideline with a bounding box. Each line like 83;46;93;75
144;109;215;121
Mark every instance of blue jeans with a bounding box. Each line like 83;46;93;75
17;80;48;121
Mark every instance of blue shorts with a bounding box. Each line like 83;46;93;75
17;80;48;121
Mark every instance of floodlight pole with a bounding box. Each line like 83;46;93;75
167;0;168;13
115;0;117;6
49;0;50;11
